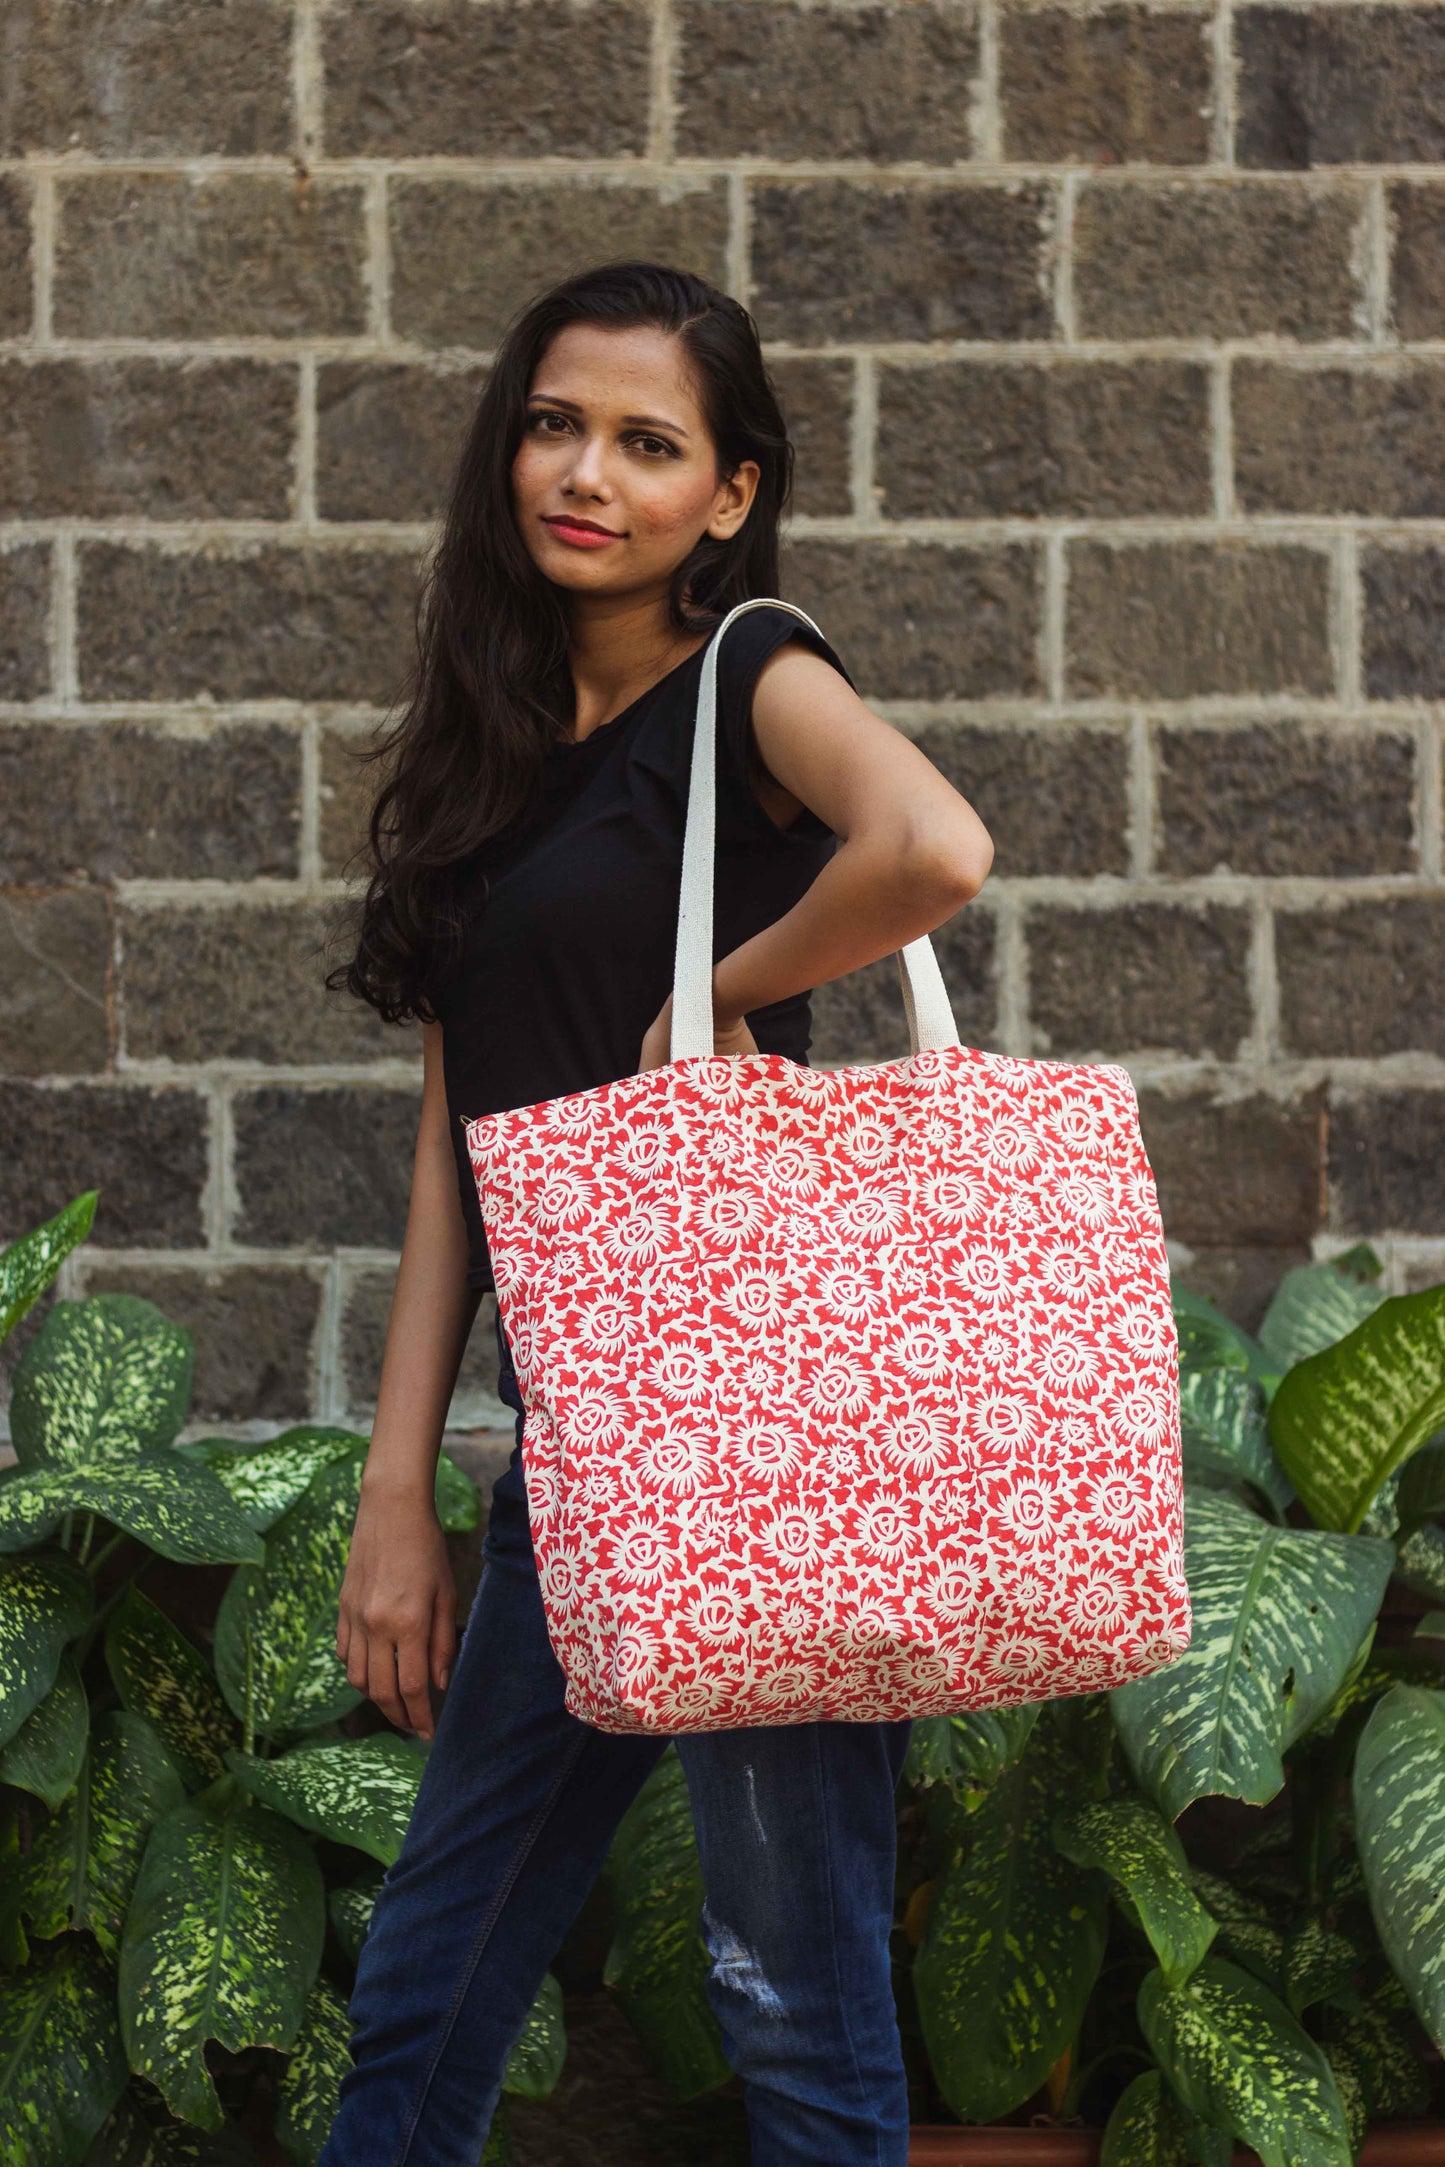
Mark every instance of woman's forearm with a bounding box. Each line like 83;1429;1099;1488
711;829;982;1029
361;1123;483;1506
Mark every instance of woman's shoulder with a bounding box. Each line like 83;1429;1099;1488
714;600;857;696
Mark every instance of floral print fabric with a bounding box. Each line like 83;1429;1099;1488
465;1043;1191;1735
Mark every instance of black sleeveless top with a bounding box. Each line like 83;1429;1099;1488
432;604;858;1294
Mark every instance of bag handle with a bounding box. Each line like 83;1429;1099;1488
669;596;963;1064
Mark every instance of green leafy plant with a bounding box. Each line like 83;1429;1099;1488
0;1197;556;2165
888;1246;1445;2160
5;1204;1444;2165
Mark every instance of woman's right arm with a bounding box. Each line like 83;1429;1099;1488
335;1018;483;1742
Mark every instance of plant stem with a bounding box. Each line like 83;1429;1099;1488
84;1530;130;1579
60;1511;74;1550
77;1512;96;1566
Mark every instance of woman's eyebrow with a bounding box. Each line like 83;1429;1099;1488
527;393;691;438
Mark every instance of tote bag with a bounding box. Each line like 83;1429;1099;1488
464;597;1191;1735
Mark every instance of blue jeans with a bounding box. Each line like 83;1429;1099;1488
318;1310;914;2167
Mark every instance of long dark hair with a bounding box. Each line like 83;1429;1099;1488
323;259;797;1028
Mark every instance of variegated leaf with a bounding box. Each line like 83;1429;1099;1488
1052;1792;1216;1987
1396;1521;1445;1605
213;1454;365;1739
1319;1986;1431;2124
502;1972;566;2101
1100;2069;1191;2167
1179;1369;1293;1515
1110;1489;1393;1818
9;1294;193;1470
0;1937;128;2167
481;2098;516;2164
178;1429;366;1532
1268;1283;1445;1533
1173;1288;1276;1388
1322;2043;1368;2160
1139;1957;1352;2167
904;1703;1040;1809
0;1647;87;1809
602;1748;730;2102
0;1453;266;1568
13;1710;186;1958
434;1452;481;1534
105;1588;238;1791
1351;1683;1445;2053
327;1865;384;1967
185;1428;481;1538
1281;1917;1357;2016
225;1736;424;1865
913;1722;1110;2122
1188;1872;1287;1997
118;1776;324;2131
84;2091;257;2163
276;1975;352;2167
0;1191;96;1345
1257;1255;1387;1375
0;1547;92;1750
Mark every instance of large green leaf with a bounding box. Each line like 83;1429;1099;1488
1172;1288;1277;1388
213;1455;365;1740
0;1647;88;1809
903;1704;1040;1809
1138;1957;1352;2167
13;1710;186;1958
0;1938;128;2167
117;1776;324;2130
1180;1369;1294;1515
0;1453;265;1568
602;1749;730;2102
0;1547;93;1750
0;1192;97;1344
178;1429;366;1532
1052;1792;1216;1986
105;1588;238;1792
433;1451;481;1534
327;1864;385;1966
225;1736;423;1865
1257;1254;1387;1375
9;1294;193;1469
1268;1284;1445;1533
1280;1917;1356;2017
1351;1683;1445;2053
1111;1489;1393;1818
913;1722;1110;2122
1100;2069;1192;2167
275;1975;352;2167
185;1427;480;1537
1319;1984;1431;2126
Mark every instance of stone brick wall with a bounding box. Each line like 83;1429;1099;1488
2;0;1443;1439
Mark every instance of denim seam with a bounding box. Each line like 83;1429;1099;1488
390;1723;591;2167
811;1723;886;2167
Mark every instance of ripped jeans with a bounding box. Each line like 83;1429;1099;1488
317;1308;914;2167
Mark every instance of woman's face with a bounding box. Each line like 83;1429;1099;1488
512;321;759;599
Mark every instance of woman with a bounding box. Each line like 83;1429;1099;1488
320;259;994;2167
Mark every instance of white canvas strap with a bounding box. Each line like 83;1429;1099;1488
670;597;963;1064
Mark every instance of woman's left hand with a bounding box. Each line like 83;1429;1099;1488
639;989;759;1071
